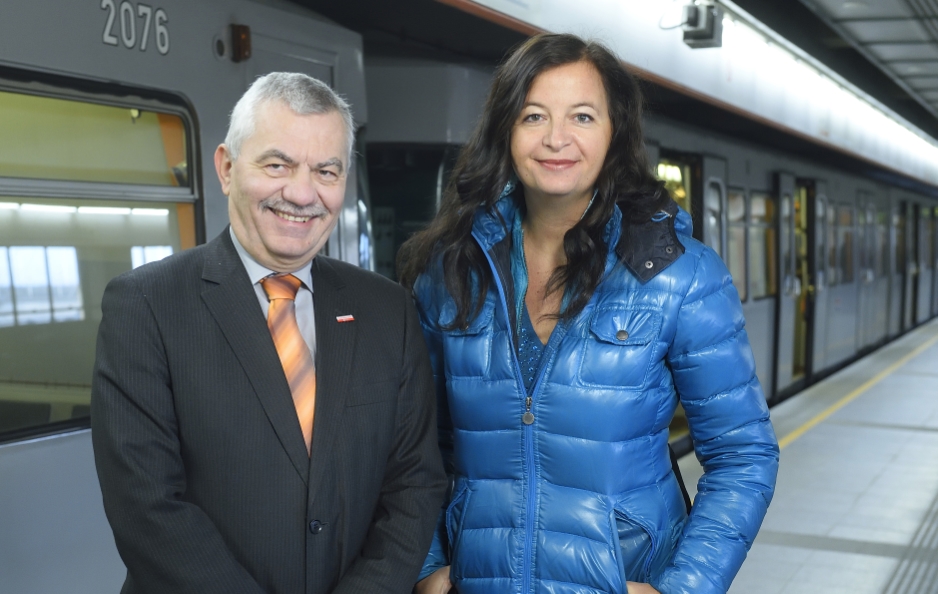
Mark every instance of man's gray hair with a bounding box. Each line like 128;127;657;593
225;72;355;161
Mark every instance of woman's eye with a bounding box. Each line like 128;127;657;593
523;113;544;123
575;113;594;123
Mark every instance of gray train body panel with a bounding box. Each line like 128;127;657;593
2;2;938;592
0;2;366;592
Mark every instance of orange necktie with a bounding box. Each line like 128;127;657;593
260;274;316;454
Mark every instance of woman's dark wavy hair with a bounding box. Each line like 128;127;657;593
398;33;669;329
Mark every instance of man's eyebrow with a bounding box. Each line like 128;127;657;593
256;149;297;165
316;157;344;174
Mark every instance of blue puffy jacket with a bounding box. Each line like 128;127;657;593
414;190;779;594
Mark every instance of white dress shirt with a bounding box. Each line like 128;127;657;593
229;227;316;359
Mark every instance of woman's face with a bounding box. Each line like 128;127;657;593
510;60;613;209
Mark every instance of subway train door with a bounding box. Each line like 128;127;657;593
810;182;829;373
775;172;806;394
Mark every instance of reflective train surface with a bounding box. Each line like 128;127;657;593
1;0;937;591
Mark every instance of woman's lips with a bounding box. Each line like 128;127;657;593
537;159;577;170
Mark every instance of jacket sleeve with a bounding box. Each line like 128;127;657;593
331;287;448;594
654;247;780;594
412;271;455;583
91;273;266;594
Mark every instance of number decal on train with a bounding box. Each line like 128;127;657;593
101;0;169;55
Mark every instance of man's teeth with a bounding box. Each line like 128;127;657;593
274;210;311;223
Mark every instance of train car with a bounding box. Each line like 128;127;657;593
3;0;938;592
0;1;371;590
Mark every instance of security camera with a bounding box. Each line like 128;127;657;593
683;2;723;48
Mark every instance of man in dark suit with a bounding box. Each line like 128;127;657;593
91;72;447;594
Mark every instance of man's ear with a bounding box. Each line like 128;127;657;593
214;144;233;195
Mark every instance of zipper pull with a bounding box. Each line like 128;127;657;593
522;396;534;425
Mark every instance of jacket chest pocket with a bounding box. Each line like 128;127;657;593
579;307;662;389
439;300;496;378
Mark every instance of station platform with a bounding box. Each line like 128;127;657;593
679;318;938;594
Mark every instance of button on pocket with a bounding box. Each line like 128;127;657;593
579;308;661;388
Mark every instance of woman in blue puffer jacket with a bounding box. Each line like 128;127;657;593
399;33;779;594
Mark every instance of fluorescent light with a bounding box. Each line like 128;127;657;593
78;206;132;215
131;208;169;217
20;204;77;213
0;202;18;210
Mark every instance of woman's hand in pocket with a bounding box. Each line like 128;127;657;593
626;582;660;594
415;566;452;594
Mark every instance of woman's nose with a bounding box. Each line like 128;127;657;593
543;120;570;149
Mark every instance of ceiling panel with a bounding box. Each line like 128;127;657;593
800;0;938;120
807;0;911;20
840;19;931;43
867;42;938;61
892;61;938;75
907;76;938;89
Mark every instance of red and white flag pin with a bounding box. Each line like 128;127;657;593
336;314;355;323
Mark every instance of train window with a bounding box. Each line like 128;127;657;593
749;192;777;299
704;180;723;258
836;205;855;284
0;85;197;440
0;91;188;187
0;198;194;437
727;189;747;301
656;161;692;216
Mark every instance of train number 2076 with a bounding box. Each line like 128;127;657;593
101;0;169;55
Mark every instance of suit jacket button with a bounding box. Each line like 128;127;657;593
309;520;324;534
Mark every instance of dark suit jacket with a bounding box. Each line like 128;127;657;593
91;231;446;594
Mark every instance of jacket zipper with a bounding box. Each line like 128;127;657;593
474;232;539;593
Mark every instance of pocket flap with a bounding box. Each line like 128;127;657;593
589;307;661;346
438;299;495;335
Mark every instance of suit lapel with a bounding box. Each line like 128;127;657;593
307;256;356;492
200;232;311;485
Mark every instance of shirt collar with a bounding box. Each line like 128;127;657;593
229;226;314;292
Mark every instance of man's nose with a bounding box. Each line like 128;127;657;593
281;169;318;205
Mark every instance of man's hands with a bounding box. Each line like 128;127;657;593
415;566;452;594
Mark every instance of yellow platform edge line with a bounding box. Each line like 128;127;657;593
778;332;938;450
